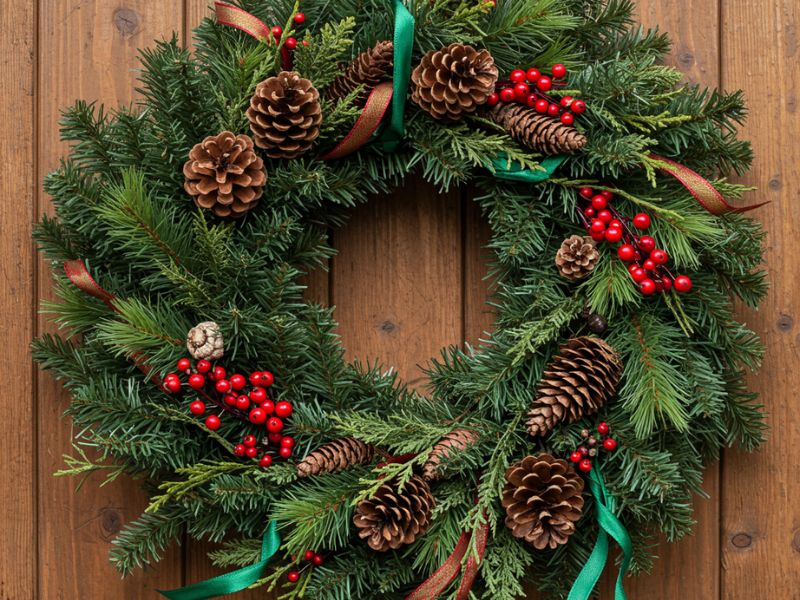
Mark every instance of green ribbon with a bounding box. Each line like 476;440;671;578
489;154;567;183
567;469;632;600
376;0;414;151
157;521;280;600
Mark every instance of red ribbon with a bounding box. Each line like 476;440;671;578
649;153;768;215
405;517;489;600
64;260;161;385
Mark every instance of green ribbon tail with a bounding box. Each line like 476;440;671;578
489;154;566;183
567;470;632;600
376;0;414;151
157;521;280;600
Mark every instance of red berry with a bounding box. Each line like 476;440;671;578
579;458;593;473
661;276;673;291
651;249;668;265
196;360;211;373
628;263;641;275
547;103;560;117
560;112;575;126
267;417;284;433
642;259;656;271
164;377;182;393
235;395;251;410
551;63;567;79
188;374;205;390
639;278;656;295
261;371;275;387
243;435;257;447
245;446;258;458
579;187;594;198
287;570;300;583
571;99;586;114
249;387;267;403
638;236;656;253
609;220;622;230
177;358;191;371
578;445;589;456
487;92;499;107
583;207;596;218
260;454;273;468
249;408;267;425
279;445;293;459
224;393;238;406
605;227;622;243
275;401;293;418
293;12;305;24
189;401;205;415
534;98;549;113
591;195;607;210
590;219;606;233
570;451;582;463
268;432;283;444
617;244;635;261
230;374;246;390
280;436;295;448
597;422;610;435
271;25;283;37
499;87;515;102
526;94;538;108
284;37;297;49
599;190;613;200
526;68;541;82
603;438;618;451
233;444;246;457
215;379;231;393
513;82;530;100
632;213;651;229
631;268;647;283
261;399;275;414
248;372;262;386
304;550;315;561
213;366;227;381
510;69;527;83
590;230;606;242
560;96;573;108
311;554;324;566
674;275;693;293
597;210;612;224
205;415;220;430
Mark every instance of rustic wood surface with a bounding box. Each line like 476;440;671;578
2;0;796;597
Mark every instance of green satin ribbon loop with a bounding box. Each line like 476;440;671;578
157;521;280;600
489;154;566;183
376;0;414;151
567;470;632;600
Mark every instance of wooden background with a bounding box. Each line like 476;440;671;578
2;0;797;597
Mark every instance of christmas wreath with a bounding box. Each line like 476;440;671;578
35;0;767;598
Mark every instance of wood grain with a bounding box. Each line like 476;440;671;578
36;1;184;597
720;0;800;597
0;1;36;598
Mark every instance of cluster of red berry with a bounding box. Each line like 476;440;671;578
267;12;308;70
286;550;326;584
577;186;693;295
163;359;295;468
487;64;587;126
569;422;618;473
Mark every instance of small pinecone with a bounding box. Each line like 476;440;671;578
489;103;587;155
421;428;480;481
296;437;374;478
183;131;266;218
246;71;323;159
502;454;585;550
555;235;600;280
186;321;224;361
410;43;498;121
528;337;622;437
328;41;394;105
353;475;435;552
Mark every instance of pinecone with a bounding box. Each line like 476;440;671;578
246;71;322;159
489;103;587;155
555;235;600;280
528;337;622;437
296;437;374;478
353;475;435;552
186;321;224;361
183;131;266;218
421;428;480;481
501;454;585;550
410;43;498;121
328;41;394;105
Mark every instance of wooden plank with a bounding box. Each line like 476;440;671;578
36;1;185;597
720;0;800;597
0;1;37;598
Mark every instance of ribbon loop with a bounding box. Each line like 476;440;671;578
214;2;270;41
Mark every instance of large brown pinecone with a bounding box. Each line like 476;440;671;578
296;437;374;478
186;321;224;361
555;235;600;280
183;131;266;218
353;475;435;552
421;428;480;481
246;71;322;159
489;103;587;155
328;41;394;105
528;337;622;437
411;43;498;121
502;454;585;550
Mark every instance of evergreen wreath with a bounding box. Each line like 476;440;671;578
34;0;767;598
